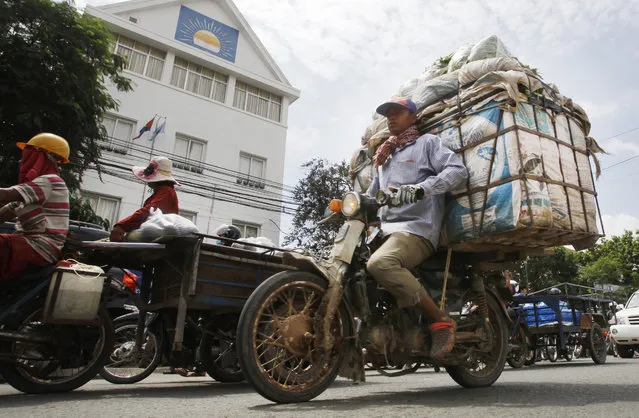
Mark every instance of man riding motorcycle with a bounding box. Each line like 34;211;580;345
366;97;468;360
0;133;70;281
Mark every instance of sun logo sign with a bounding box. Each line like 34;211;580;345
174;6;239;63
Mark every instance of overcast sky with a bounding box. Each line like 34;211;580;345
81;0;639;239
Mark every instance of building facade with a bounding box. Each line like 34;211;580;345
82;0;299;243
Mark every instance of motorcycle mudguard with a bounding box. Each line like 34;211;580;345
486;288;512;325
280;252;356;335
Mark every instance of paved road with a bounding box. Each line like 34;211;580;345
1;357;638;418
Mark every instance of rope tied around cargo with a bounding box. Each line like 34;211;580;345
58;259;104;280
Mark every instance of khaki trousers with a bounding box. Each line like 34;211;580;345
366;232;433;308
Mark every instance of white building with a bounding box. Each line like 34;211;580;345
82;0;299;243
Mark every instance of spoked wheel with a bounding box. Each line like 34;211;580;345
446;293;508;388
99;319;163;384
506;324;530;369
237;271;349;403
0;304;113;394
588;323;607;364
202;316;243;383
546;336;558;363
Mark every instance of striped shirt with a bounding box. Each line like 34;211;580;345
7;174;69;262
367;133;467;248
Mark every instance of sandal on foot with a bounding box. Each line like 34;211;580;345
174;368;189;377
186;370;206;377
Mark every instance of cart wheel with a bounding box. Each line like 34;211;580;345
587;323;607;364
506;325;529;369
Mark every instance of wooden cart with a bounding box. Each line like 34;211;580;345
79;235;292;364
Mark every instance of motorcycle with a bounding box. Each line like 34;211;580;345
100;303;242;384
0;264;114;394
237;190;511;403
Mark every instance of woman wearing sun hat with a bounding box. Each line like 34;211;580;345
110;156;180;242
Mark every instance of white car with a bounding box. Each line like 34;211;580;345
611;290;639;358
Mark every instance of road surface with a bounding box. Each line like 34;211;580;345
1;357;637;417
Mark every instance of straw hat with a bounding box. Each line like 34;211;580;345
132;156;179;185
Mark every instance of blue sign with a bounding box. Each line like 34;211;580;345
174;5;239;63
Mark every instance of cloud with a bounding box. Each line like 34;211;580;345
601;213;639;237
576;100;618;121
234;0;639;80
601;138;639;157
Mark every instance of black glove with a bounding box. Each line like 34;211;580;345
389;185;424;206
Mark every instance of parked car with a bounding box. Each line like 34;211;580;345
611;290;639;358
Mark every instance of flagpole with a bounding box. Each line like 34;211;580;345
139;114;160;207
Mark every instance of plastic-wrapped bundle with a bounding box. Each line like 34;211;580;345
466;35;512;62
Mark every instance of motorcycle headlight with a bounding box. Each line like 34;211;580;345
341;192;361;217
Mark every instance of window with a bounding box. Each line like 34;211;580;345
101;114;136;153
232;221;261;238
170;57;228;103
237;153;266;189
82;192;121;230
179;210;197;224
233;81;282;122
113;35;165;80
174;134;206;173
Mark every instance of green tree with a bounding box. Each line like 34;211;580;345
516;247;579;292
0;0;131;224
576;230;639;286
579;255;622;288
284;159;351;254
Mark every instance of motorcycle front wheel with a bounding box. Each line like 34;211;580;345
99;318;163;384
237;271;349;403
0;303;113;394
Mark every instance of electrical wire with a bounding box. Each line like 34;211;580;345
90;136;298;193
97;163;299;213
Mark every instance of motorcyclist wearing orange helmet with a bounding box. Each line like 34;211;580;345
0;133;70;280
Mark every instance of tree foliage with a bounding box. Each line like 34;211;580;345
513;230;639;300
69;198;110;230
283;159;351;254
576;231;639;286
0;0;131;225
515;246;579;292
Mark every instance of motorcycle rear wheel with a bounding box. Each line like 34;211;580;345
99;318;163;384
0;303;113;394
237;271;349;403
446;293;508;388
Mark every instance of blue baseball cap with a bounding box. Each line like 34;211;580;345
376;97;417;116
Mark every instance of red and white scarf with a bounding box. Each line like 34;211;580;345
373;126;420;169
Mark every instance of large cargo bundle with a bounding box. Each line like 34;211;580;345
352;36;604;251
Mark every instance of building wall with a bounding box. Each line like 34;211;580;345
114;0;278;81
81;0;297;244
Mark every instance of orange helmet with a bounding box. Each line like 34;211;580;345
17;133;70;164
